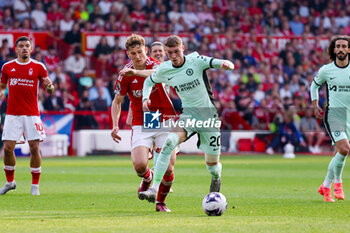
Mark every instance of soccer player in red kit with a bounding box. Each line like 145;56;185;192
0;36;54;195
111;34;176;212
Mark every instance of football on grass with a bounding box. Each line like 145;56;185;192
202;192;227;216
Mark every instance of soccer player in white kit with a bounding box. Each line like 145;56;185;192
0;36;54;195
310;36;350;202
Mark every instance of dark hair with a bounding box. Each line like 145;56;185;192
15;36;31;47
164;35;182;47
73;46;81;54
327;36;350;61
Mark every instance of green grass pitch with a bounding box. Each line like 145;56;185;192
0;155;350;233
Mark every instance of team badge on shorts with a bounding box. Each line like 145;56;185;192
143;110;161;129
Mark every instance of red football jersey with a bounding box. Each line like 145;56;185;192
0;59;48;116
115;57;175;126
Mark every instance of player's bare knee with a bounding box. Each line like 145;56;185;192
205;153;219;165
338;146;350;156
3;143;15;156
134;165;148;177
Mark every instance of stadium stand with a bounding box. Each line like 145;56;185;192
0;0;341;154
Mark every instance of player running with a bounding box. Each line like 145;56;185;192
124;41;174;193
111;34;176;212
311;36;350;202
140;35;234;204
0;36;54;195
125;41;168;163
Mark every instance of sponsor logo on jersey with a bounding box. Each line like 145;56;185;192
11;68;16;72
173;79;200;92
132;79;138;84
132;89;142;98
168;76;174;81
143;110;161;129
10;78;18;86
29;68;33;75
330;85;337;91
186;68;194;76
9;78;34;87
330;77;336;80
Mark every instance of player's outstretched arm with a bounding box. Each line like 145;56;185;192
42;76;54;94
220;60;235;70
119;68;155;78
0;83;6;98
111;94;124;143
198;55;234;71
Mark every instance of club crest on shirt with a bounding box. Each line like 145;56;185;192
186;68;194;76
29;68;33;75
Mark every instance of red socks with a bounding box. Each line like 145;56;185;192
4;166;41;185
31;167;41;185
138;167;153;182
157;173;174;203
4;165;15;183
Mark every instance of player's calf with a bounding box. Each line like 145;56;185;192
138;169;153;200
157;174;174;202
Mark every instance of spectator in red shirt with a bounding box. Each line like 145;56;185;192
47;3;63;25
130;2;146;28
44;46;60;73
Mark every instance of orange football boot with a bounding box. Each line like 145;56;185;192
333;183;345;200
318;184;335;202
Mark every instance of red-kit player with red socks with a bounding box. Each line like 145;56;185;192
111;34;176;212
0;36;54;195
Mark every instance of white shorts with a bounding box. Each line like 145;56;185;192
2;115;46;141
131;125;168;150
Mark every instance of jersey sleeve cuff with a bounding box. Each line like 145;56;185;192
150;76;156;84
313;79;322;86
209;58;214;68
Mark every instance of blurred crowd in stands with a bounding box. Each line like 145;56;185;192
0;0;346;152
